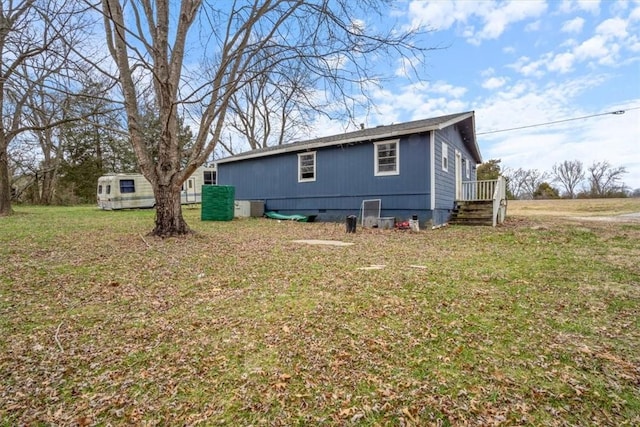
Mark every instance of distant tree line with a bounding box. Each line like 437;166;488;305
477;159;636;199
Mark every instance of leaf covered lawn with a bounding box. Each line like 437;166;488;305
1;206;639;425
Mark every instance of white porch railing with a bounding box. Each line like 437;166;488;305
459;177;507;226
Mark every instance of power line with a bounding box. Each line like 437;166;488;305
477;106;640;135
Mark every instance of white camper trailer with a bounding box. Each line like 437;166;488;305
97;166;216;210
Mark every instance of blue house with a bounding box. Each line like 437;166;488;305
217;111;487;226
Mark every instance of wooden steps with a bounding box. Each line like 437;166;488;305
449;201;494;226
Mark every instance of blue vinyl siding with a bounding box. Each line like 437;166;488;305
433;125;477;224
217;116;478;226
218;133;432;221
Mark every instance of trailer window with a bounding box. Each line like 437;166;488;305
106;185;111;194
98;185;102;194
120;179;136;194
204;170;216;185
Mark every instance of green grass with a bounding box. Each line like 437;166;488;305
1;204;639;425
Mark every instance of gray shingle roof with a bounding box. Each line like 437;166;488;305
217;111;481;164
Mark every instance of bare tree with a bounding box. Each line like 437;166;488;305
503;167;547;200
551;160;584;199
25;91;67;204
503;167;528;200
220;49;316;154
0;0;88;215
587;161;627;197
95;0;428;237
521;169;548;200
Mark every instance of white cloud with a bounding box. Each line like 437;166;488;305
481;67;496;77
407;1;459;31
547;52;576;73
350;19;366;35
482;76;508;90
407;0;547;44
561;16;585;33
509;11;636;78
508;56;546;78
394;56;422;78
480;105;640;190
574;34;611;61
476;1;547;41
525;20;542;32
631;5;640;22
595;17;628;38
559;0;601;15
429;81;468;98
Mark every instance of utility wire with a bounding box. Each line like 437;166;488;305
477;106;640;135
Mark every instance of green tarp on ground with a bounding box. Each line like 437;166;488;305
265;211;315;222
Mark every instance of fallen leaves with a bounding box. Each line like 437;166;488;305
1;207;640;425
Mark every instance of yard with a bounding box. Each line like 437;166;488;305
1;199;639;425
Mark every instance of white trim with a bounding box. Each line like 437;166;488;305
455;150;462;200
434;111;475;130
374;139;400;176
297;152;316;182
430;132;435;209
465;157;470;179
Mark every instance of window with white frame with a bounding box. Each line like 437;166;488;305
374;139;399;176
298;152;316;182
442;142;449;172
465;158;470;178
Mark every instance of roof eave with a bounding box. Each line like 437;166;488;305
216;111;479;164
216;124;438;164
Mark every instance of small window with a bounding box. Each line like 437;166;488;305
98;184;102;194
374;140;399;176
442;142;449;172
119;179;135;194
298;152;316;182
106;185;111;195
465;158;470;178
204;170;216;185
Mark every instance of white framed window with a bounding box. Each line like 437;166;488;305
374;139;400;176
442;142;449;172
298;152;316;182
465;158;470;178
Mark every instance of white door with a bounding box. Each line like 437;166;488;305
183;177;197;202
455;150;463;200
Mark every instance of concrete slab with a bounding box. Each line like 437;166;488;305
292;239;354;247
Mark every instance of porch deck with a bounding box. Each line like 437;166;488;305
451;177;507;226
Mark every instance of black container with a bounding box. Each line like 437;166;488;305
346;215;357;233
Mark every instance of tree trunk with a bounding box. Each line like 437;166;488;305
0;145;13;216
151;183;191;237
40;169;56;205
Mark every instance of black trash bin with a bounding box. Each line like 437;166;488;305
346;215;357;233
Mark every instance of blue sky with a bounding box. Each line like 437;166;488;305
305;0;640;191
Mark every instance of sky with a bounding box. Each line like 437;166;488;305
303;0;640;191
